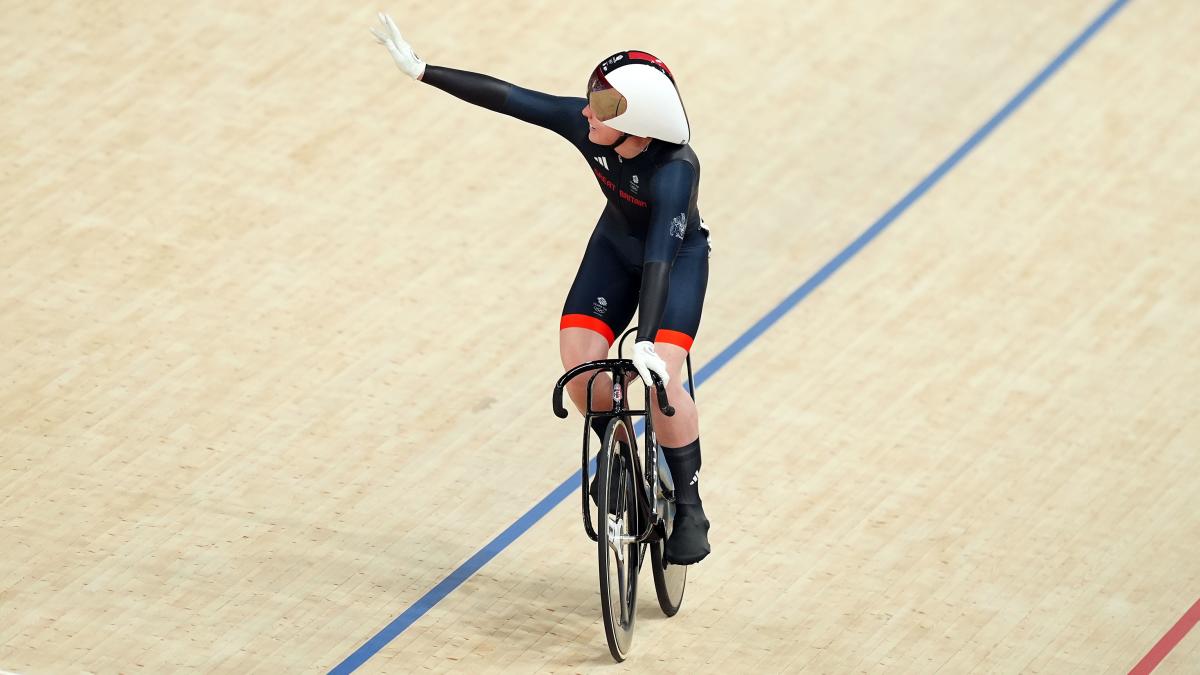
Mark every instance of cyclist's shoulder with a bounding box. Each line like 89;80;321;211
649;144;700;193
653;143;700;173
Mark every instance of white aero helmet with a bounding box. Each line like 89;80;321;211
587;51;690;144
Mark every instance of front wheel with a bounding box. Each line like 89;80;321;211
596;417;640;661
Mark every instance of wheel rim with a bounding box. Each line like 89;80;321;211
651;537;687;614
660;547;686;600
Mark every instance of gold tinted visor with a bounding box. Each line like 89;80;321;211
587;69;627;121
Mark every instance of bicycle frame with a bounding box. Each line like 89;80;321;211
551;328;696;546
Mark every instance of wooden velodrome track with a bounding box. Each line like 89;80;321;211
2;0;1198;672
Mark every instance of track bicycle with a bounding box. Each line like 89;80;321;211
552;328;696;661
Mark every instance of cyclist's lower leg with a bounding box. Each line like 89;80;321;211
649;342;710;564
561;327;633;510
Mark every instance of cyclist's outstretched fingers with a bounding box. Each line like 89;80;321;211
384;13;404;41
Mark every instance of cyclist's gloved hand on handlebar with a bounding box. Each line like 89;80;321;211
631;341;669;388
371;12;426;80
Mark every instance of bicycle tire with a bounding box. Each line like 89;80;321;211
648;440;687;616
596;417;640;661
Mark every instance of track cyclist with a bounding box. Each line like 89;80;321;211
372;13;712;564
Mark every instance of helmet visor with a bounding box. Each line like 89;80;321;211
587;68;627;122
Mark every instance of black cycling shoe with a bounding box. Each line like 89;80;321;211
588;472;601;505
664;503;710;565
590;442;630;515
589;471;623;516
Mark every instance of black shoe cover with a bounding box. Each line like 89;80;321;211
591;443;628;515
590;469;622;516
664;503;710;565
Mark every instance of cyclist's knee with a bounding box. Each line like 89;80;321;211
652;341;689;382
560;327;610;370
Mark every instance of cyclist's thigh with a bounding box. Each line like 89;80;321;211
561;228;639;347
655;238;710;353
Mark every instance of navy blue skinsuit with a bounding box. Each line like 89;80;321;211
422;66;710;350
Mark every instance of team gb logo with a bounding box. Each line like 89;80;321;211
669;213;687;239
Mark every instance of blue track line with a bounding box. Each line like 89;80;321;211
329;1;1130;671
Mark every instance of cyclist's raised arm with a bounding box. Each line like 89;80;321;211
422;67;583;136
372;13;582;137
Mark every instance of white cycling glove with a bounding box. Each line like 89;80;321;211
631;341;670;388
370;12;427;80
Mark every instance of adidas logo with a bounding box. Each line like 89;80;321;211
689;470;699;486
593;156;609;170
